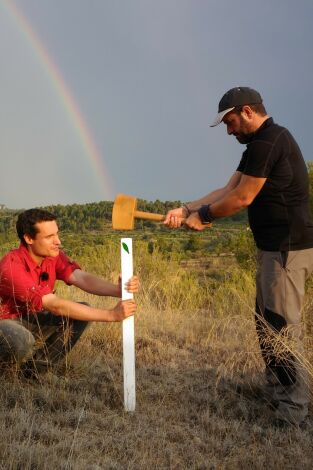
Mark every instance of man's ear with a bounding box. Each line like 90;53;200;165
242;105;254;120
23;233;34;245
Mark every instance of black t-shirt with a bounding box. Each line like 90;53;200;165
237;117;313;251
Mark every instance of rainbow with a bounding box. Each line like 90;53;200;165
3;1;114;199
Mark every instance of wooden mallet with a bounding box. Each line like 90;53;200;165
112;193;167;230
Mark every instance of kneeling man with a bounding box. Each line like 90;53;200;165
0;208;138;376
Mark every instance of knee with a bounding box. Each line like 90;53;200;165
0;320;35;363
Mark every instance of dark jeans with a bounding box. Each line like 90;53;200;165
0;306;89;373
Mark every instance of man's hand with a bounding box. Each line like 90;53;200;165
125;275;139;294
164;207;212;230
184;212;212;231
111;299;136;321
164;206;188;228
118;275;139;296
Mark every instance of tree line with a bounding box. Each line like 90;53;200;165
0;198;248;236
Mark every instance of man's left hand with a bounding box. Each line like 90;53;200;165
184;212;212;231
119;275;139;296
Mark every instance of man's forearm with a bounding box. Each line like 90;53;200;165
210;190;249;218
187;187;230;212
70;271;120;297
42;294;122;322
80;277;120;297
209;174;267;219
186;172;243;212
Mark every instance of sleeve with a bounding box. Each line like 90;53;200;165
236;151;248;173
237;140;279;178
0;256;52;313
55;251;81;284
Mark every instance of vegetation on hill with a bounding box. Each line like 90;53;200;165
0;198;247;235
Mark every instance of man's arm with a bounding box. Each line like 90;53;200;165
164;171;242;228
184;174;266;230
185;171;243;212
209;174;266;217
68;270;138;297
42;293;136;322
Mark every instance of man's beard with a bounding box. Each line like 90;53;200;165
234;115;256;144
235;132;255;144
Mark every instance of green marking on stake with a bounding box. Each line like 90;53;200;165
122;242;129;254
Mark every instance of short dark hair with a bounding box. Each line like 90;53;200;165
234;103;267;116
16;208;57;246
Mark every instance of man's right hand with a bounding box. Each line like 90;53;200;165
164;207;188;228
111;300;136;321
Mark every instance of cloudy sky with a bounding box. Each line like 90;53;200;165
0;0;312;208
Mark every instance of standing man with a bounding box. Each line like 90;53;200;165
0;208;138;377
164;87;313;426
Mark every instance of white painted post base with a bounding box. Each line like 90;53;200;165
121;238;136;412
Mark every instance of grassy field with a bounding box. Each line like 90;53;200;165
1;240;313;469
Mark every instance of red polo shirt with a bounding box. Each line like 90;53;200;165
0;244;81;319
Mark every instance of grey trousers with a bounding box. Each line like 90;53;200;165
255;248;313;424
0;309;89;373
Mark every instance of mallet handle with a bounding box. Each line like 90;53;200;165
134;210;165;222
134;210;187;224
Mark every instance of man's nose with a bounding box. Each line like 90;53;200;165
55;235;61;245
227;125;233;135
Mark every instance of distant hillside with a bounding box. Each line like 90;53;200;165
0;199;248;236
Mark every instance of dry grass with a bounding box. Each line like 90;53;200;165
1;248;313;469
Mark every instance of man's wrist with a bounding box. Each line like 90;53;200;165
116;284;122;298
181;204;191;217
198;204;215;224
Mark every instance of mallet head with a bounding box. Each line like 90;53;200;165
112;193;138;230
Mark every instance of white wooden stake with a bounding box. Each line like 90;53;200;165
121;238;136;411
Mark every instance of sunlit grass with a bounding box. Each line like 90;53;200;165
1;242;313;469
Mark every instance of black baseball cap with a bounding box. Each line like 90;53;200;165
210;86;263;127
